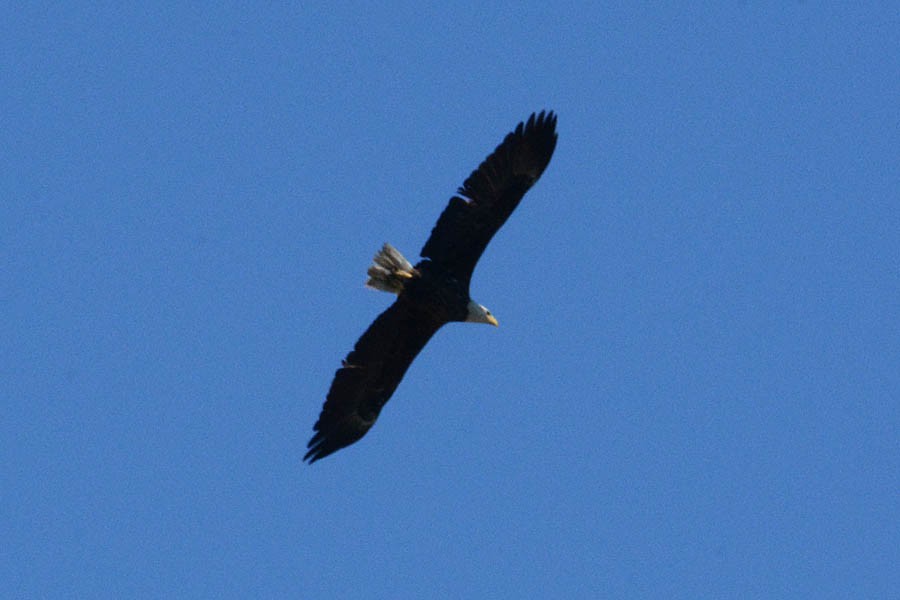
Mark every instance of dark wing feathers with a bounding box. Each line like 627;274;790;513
304;299;444;463
420;110;558;283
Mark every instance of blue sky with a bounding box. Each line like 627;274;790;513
3;3;898;598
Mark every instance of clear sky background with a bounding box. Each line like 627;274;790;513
3;4;898;598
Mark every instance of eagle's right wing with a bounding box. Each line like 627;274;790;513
420;111;558;287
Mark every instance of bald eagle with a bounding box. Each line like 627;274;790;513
305;111;558;463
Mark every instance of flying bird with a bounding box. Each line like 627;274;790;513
305;111;558;463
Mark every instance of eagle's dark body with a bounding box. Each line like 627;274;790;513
403;260;471;324
305;111;558;463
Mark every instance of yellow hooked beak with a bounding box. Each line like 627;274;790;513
486;314;499;327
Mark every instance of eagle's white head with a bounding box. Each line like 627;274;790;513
465;300;499;327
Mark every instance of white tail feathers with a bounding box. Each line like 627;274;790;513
366;243;417;294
